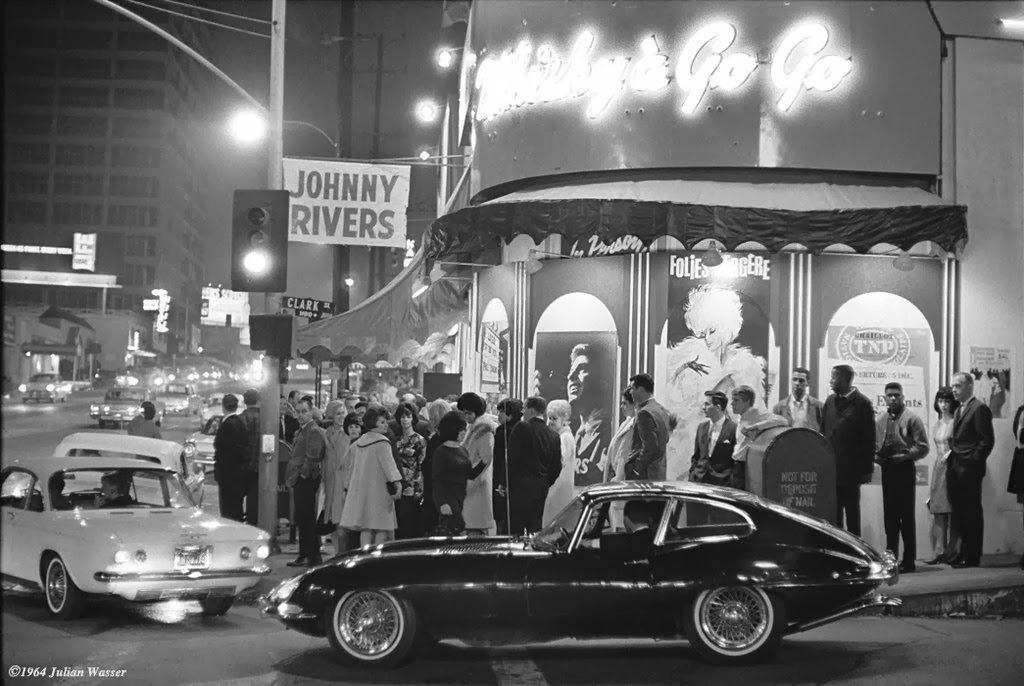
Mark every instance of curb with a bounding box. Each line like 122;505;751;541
895;585;1024;618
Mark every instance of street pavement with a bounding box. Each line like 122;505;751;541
3;390;1024;684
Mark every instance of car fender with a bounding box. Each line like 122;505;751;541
39;525;117;594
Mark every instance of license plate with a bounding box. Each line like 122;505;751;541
173;545;211;569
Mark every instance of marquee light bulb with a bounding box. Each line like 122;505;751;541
437;48;455;69
415;100;439;123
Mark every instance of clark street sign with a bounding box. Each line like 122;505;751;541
282;296;335;321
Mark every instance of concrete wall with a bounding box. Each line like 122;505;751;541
954;37;1024;555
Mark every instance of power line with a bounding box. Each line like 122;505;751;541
114;0;270;40
151;0;272;26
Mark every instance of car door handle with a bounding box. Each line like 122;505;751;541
624;559;649;567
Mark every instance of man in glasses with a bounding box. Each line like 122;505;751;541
772;366;825;432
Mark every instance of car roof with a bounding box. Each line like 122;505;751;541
53;433;183;462
5;456;175;478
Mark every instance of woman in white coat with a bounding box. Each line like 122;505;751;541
338;407;403;546
457;392;496;535
543;399;577;525
325;413;361;553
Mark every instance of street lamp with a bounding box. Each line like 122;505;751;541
228;109;340;156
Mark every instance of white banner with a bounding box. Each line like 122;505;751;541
201;286;249;328
283;157;409;248
72;233;96;272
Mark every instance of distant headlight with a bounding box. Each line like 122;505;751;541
90;405;99;413
18;384;27;392
46;384;56;391
256;544;270;560
240;546;252;560
113;550;130;564
184;443;197;457
153;377;164;386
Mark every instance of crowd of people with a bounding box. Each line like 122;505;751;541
208;366;1023;572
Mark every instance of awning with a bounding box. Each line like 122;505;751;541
39;306;95;332
22;343;76;356
424;179;968;265
295;250;468;364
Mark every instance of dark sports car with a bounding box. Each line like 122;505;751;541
261;481;899;667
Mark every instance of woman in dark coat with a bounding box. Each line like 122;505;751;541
1009;404;1024;570
431;410;486;535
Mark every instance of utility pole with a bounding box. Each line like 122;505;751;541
334;1;354;314
369;33;385;292
258;0;286;548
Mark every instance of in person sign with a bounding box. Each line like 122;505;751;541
283;157;409;249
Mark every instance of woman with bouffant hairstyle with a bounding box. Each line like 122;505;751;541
338;406;403;546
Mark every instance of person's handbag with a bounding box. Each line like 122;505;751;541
315;510;335;535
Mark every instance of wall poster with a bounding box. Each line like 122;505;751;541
968;346;1012;419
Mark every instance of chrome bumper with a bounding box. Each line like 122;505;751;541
258;596;318;620
787;592;902;634
94;565;270;583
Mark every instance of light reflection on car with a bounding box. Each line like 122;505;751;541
0;457;270;620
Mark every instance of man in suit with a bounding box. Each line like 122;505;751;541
625;373;672;481
507;396;563;535
689;390;737;486
874;382;930;573
821;364;876;536
772;366;825;432
947;371;995;568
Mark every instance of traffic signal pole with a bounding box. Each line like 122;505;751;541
259;0;286;550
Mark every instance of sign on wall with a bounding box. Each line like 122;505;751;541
283;158;410;249
201;286;249;328
72;233;97;272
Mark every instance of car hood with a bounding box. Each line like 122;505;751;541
326;536;532;567
74;509;263;545
186;432;214;447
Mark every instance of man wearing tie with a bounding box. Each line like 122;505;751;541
772;366;825;432
947;372;995;568
689;391;737;486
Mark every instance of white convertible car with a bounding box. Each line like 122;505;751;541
0;456;270;620
53;433;206;507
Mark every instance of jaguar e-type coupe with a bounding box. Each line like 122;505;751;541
1;456;270;620
261;481;900;667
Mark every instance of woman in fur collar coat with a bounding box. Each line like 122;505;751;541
457;392;496;535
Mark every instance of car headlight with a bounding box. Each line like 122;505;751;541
18;384;27;392
46;383;56;392
256;544;270;560
103;405;110;411
240;546;252;560
113;550;130;564
90;405;99;413
269;577;301;603
184;443;197;457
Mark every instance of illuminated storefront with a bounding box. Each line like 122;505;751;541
417;1;1023;556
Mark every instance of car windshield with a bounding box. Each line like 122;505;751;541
105;389;145;402
207;395;223;406
530;497;585;551
50;467;195;511
202;417;222;435
165;384;188;396
29;374;58;382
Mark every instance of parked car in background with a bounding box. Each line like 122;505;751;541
90;388;165;428
198;391;244;427
19;373;70;403
262;481;899;668
0;456;270;620
53;433;206;506
160;383;202;417
184;415;229;472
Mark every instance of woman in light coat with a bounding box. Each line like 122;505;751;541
326;413;361;553
338;407;403;546
604;390;637;530
457;392;496;535
543;399;577;525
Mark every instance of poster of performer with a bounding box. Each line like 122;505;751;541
657;252;775;481
534;331;617;488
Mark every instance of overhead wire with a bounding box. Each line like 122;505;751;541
114;0;270;39
150;0;272;26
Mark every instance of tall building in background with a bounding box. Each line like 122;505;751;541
3;0;212;362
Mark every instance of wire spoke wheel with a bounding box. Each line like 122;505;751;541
46;560;67;612
336;591;403;657
700;587;769;650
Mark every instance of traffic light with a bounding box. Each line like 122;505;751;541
231;189;289;292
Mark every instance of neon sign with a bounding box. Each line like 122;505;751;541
474;22;852;121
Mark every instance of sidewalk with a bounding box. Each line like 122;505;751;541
237;540;1024;618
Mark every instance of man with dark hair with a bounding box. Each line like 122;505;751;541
566;343;611;485
507;396;562;534
127;401;161;439
947;371;995;568
875;381;930;573
213;393;250;522
772;366;825;431
286;389;300;410
238;388;262;527
285;397;327;567
821;364;876;535
493;398;524;535
689;391;737;485
625;373;671;480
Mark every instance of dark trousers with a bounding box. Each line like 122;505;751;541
508;480;548;536
395;496;422;539
836;482;862;536
947;459;984;564
242;471;259;527
293;476;321;560
492;490;508;536
216;470;246;522
881;462;916;561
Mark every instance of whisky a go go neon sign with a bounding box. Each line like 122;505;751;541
473;22;852;121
